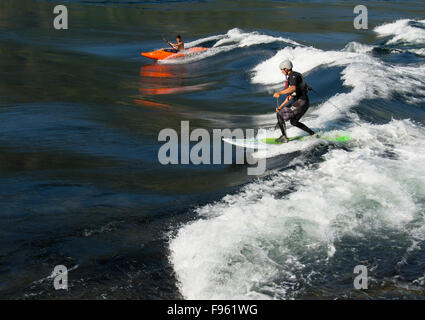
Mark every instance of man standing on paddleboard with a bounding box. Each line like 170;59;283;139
168;35;184;52
273;60;315;143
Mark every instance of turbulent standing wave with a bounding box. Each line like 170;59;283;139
159;28;301;64
2;0;425;301
374;19;425;57
169;19;425;299
374;19;425;45
170;120;425;299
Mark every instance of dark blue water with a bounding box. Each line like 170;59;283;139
1;0;425;299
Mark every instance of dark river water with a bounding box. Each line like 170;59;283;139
1;0;425;299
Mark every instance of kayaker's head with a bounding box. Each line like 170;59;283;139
279;60;293;76
176;35;182;42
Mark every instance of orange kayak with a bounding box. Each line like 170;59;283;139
141;47;207;60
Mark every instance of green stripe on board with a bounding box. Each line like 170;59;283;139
261;135;351;145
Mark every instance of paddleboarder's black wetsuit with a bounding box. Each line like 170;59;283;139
277;71;315;137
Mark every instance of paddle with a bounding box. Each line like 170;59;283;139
161;35;174;48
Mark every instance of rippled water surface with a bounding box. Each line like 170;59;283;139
1;0;425;299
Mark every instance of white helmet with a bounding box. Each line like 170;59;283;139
279;60;293;70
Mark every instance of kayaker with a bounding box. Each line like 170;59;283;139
273;60;315;143
168;35;184;52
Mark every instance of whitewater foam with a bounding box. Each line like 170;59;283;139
169;119;425;299
169;20;425;299
374;19;425;45
160;28;300;64
343;41;375;54
249;41;425;158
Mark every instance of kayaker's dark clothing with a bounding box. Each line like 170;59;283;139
167;41;184;52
